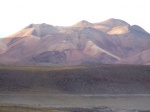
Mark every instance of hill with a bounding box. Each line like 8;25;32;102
0;64;150;94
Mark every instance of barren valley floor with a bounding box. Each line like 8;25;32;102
0;94;150;110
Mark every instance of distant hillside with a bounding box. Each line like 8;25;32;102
0;65;150;94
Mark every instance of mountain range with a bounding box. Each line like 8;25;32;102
0;18;150;65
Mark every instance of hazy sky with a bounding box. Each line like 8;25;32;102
0;0;150;37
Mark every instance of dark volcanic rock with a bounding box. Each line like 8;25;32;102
32;51;67;64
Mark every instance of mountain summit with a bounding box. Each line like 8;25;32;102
0;18;150;65
7;23;58;38
73;20;93;27
95;18;130;28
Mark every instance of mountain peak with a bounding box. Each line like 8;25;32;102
6;23;59;38
80;20;90;23
26;23;53;29
73;20;93;27
95;18;130;28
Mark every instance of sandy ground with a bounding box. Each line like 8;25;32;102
0;94;150;110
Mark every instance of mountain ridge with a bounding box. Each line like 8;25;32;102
0;18;149;65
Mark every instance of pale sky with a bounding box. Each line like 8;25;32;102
0;0;150;37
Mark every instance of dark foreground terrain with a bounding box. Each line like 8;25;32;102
0;64;150;94
0;65;150;111
0;104;148;112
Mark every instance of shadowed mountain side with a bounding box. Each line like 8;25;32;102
0;65;150;94
120;50;150;64
0;42;7;54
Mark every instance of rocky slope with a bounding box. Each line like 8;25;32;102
0;18;149;65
